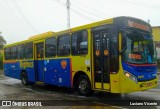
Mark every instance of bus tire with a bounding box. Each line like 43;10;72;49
21;72;29;86
77;75;92;96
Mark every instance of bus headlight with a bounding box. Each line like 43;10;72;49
124;71;138;83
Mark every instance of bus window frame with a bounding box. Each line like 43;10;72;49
10;46;17;60
109;32;119;72
71;30;88;56
4;47;11;60
25;42;33;59
57;34;71;57
45;36;57;58
17;44;25;60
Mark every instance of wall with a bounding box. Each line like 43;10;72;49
152;27;160;59
152;26;160;71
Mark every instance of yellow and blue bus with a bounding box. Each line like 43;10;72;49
3;16;158;96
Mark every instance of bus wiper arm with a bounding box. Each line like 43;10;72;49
119;46;127;55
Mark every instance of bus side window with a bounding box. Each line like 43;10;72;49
36;42;44;59
57;34;70;56
17;44;24;60
45;37;56;58
110;36;118;72
38;48;43;58
71;30;88;55
4;47;11;60
25;42;33;59
11;46;17;60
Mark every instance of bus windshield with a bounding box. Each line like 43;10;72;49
122;30;157;64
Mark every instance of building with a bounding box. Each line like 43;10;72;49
152;26;160;42
152;26;160;59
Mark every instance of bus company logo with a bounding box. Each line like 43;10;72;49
104;50;109;56
138;75;144;79
20;61;34;68
61;60;67;69
95;50;100;56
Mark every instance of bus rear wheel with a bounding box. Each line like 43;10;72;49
21;72;29;86
77;75;92;96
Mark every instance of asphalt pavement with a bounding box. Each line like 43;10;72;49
0;70;160;109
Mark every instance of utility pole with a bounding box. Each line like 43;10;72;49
148;19;150;24
67;0;70;29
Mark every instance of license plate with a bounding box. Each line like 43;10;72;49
146;82;153;87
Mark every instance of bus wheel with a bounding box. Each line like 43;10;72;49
21;72;28;86
77;75;92;96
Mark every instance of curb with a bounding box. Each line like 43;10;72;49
149;89;160;92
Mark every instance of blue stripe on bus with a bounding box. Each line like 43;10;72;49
4;58;71;87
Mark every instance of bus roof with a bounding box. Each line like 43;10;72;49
28;31;54;40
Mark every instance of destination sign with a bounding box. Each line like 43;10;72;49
127;20;150;31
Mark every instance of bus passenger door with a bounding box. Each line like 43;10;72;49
34;41;45;82
93;30;110;90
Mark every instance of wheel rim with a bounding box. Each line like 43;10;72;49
79;79;88;93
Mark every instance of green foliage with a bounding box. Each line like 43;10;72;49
0;35;6;44
0;34;6;70
0;53;3;70
0;35;6;50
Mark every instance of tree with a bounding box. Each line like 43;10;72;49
0;35;6;50
0;34;6;69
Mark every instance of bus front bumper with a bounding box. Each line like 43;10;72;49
119;78;158;93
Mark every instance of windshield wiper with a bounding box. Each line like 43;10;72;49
119;46;127;55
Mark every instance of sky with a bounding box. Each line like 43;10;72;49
0;0;160;44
